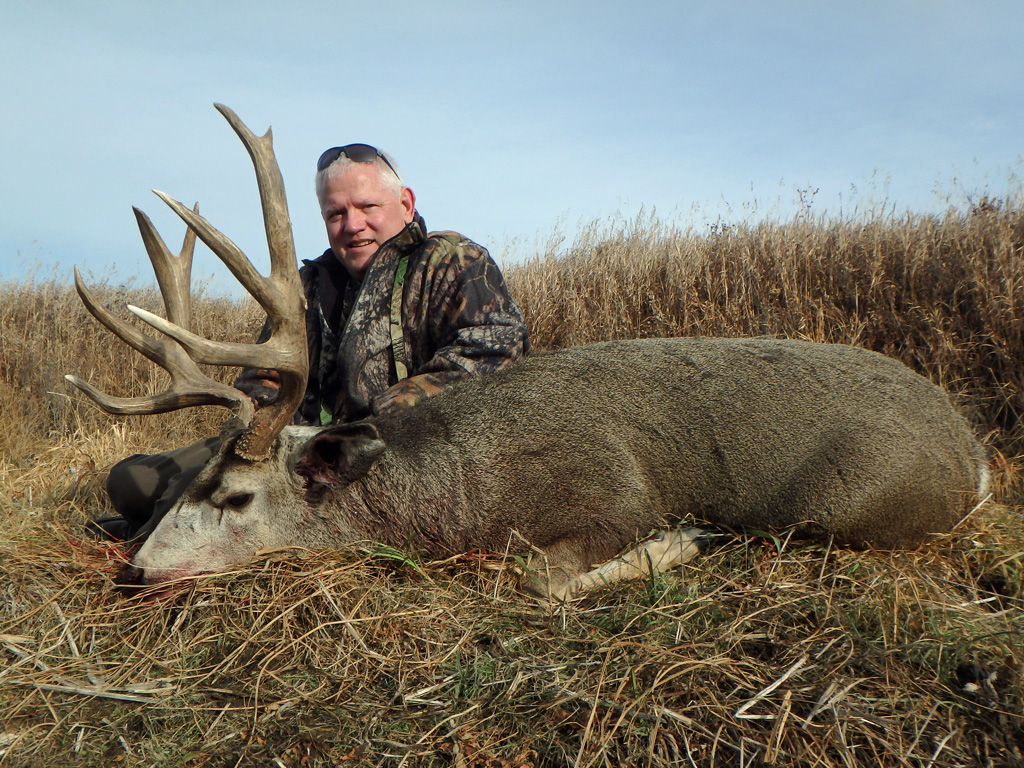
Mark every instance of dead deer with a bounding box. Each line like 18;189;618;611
68;105;990;602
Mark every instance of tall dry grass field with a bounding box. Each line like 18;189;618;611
1;202;1022;766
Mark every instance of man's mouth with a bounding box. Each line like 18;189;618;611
348;239;375;249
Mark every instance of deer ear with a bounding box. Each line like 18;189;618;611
294;423;386;487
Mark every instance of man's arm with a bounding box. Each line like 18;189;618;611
372;242;530;416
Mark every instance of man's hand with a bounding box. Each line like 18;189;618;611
248;369;282;408
371;375;447;417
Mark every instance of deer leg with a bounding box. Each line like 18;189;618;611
521;527;710;603
569;528;709;600
518;537;593;603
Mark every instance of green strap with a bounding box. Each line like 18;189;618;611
389;254;410;381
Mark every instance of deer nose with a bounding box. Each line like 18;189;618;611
114;563;147;595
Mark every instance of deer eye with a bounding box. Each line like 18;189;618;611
223;493;253;511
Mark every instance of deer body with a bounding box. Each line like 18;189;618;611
132;336;988;598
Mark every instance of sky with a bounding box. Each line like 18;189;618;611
2;1;1023;296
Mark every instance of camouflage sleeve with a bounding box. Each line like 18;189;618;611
421;240;530;376
371;240;530;415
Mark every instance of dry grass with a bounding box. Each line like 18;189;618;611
0;269;264;466
2;199;1023;766
1;500;1020;767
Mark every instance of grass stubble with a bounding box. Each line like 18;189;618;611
0;199;1022;766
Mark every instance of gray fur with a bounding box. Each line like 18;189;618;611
131;337;989;598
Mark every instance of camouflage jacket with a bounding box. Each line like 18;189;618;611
235;215;530;424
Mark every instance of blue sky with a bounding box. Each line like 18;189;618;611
2;1;1022;295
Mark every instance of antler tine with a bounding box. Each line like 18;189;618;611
67;267;255;423
72;265;169;364
123;303;302;371
213;103;297;284
151;103;303;318
152;191;272;309
64;370;252;420
134;204;197;326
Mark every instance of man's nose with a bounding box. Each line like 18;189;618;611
344;211;367;232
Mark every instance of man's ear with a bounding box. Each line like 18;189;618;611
294;423;386;488
400;187;416;223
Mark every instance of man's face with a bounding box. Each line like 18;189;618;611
318;163;416;280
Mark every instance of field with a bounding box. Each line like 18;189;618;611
1;200;1022;766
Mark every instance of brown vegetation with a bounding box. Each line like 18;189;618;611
1;200;1022;766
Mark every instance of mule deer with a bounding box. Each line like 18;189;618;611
68;105;990;601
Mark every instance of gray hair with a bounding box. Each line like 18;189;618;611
315;150;405;200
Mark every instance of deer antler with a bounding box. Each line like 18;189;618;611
67;104;308;462
66;209;255;424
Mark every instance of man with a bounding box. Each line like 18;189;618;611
236;144;530;423
94;144;530;540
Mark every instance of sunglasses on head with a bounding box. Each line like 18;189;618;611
316;144;400;178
